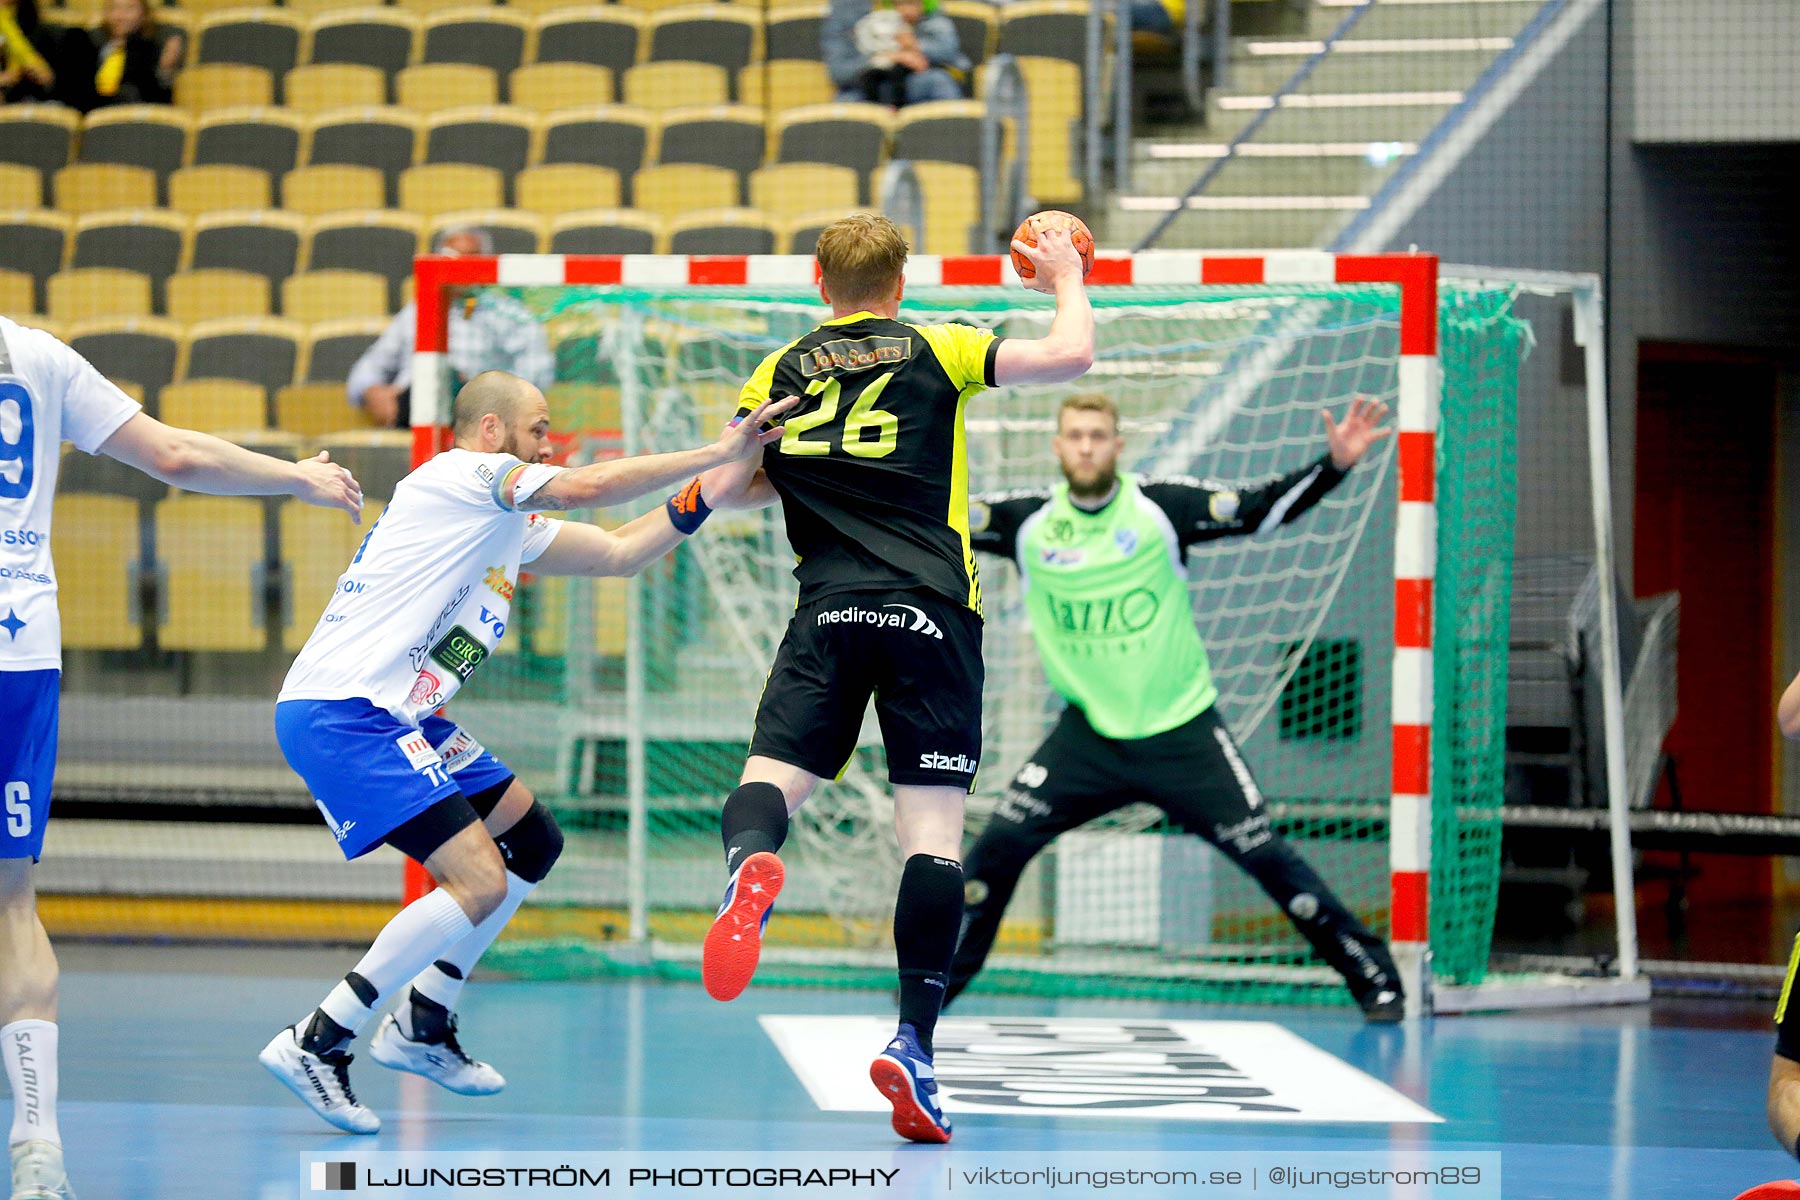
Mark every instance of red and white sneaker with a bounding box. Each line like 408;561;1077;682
701;851;784;1001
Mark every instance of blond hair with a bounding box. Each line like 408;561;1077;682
815;213;909;308
1058;392;1119;432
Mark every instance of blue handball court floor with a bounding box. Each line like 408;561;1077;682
17;944;1796;1199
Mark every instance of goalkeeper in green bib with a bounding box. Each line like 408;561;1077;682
953;392;1405;1021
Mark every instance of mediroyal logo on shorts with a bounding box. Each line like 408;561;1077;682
816;604;943;639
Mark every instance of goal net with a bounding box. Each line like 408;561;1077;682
411;253;1529;1011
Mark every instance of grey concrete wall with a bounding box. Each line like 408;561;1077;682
1634;0;1800;142
1374;0;1799;571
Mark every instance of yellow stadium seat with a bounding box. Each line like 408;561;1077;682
154;495;269;651
617;0;710;13
276;382;374;438
316;429;412;501
159;379;269;433
509;62;613;112
621;61;728;110
665;207;777;254
192;107;307;178
395;63;500;114
167;165;275;217
0;164;41;209
78;106;193;185
174;63;276;113
546;209;662;255
1011;55;1084;205
283;64;388;115
281;270;391;322
0;269;35;316
280;497;385;652
912;160;982;255
509;0;617;12
284;0;389;12
46;269;153;324
749;162;858;222
53;164;157;216
942;0;999;67
300;315;393;385
52;494;142;650
737;59;834;112
280;165;388;217
398;163;505;219
515;163;622;218
0;106;78;184
165;269;273;325
630;163;738;219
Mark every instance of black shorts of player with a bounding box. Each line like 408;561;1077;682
1000;704;1272;849
384;775;515;865
749;590;983;791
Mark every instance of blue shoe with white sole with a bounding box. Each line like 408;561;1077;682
869;1022;951;1144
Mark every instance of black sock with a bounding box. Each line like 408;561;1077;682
721;782;789;870
893;854;964;1057
299;1009;351;1057
405;989;455;1043
300;971;375;1057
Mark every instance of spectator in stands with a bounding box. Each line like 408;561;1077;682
347;227;557;430
0;0;57;104
824;0;967;108
63;0;183;111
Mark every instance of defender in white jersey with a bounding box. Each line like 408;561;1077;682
0;316;361;1200
260;371;793;1135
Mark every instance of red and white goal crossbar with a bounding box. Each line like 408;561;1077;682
411;251;1441;1009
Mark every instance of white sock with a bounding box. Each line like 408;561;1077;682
407;872;537;1019
2;1020;59;1148
318;888;475;1038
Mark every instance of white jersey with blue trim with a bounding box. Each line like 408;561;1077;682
0;317;142;672
279;447;564;725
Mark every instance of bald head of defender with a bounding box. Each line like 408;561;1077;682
453;370;554;465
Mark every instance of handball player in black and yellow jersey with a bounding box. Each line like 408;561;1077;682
693;213;1093;1142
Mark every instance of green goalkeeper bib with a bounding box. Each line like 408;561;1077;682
1015;473;1217;740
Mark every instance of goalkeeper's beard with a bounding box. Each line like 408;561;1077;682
1064;464;1119;505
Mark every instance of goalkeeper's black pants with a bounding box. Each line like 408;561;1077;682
948;704;1401;1006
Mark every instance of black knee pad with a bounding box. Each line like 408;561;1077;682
493;801;564;884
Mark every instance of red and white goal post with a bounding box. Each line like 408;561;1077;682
406;251;1646;1018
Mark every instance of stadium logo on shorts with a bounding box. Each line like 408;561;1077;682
815;604;943;639
919;751;978;774
310;1161;356;1190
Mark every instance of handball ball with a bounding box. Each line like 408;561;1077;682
1011;210;1095;282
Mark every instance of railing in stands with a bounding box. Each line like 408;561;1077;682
1133;0;1375;250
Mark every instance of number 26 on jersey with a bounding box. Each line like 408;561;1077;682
781;374;899;459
